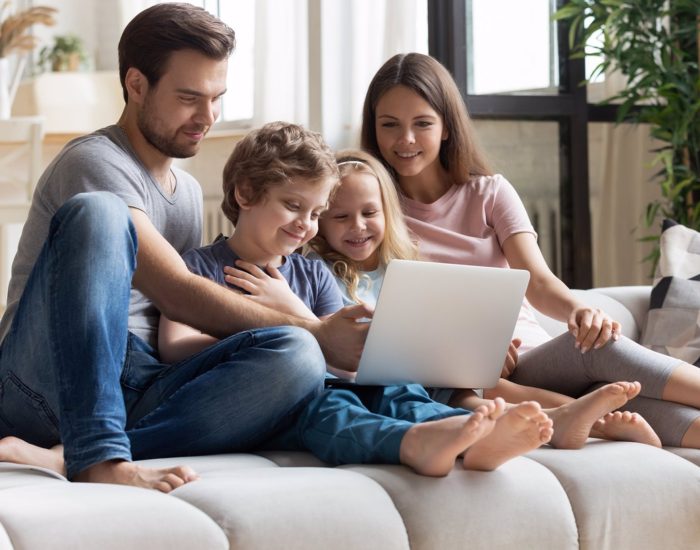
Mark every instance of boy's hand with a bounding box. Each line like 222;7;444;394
224;261;316;320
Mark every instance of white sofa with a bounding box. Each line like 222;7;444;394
1;286;699;550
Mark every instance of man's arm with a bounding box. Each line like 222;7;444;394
129;208;368;370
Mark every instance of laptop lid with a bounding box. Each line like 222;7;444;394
354;259;529;388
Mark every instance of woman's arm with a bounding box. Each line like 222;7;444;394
158;314;219;364
502;232;620;351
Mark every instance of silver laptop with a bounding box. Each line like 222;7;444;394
347;259;529;388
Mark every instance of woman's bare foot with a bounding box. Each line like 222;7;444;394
591;411;662;447
0;436;65;475
546;381;641;449
462;401;553;471
399;399;506;477
73;460;199;493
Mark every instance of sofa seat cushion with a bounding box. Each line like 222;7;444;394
0;471;227;550
343;458;579;550
146;458;409;550
526;440;700;549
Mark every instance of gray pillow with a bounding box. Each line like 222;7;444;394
641;219;700;365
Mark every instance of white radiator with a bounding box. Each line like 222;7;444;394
203;197;234;245
526;196;561;277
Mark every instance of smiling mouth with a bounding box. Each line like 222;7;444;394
396;151;420;159
345;236;372;247
282;229;305;241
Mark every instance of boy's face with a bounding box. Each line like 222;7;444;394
136;49;228;159
238;176;335;263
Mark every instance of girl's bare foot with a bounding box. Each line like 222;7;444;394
591;411;662;447
0;436;65;475
547;381;641;449
399;400;506;477
462;401;553;471
73;460;199;493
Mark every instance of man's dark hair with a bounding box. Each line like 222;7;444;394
118;2;235;102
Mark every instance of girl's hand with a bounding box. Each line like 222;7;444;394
567;306;621;353
501;338;521;378
223;260;316;320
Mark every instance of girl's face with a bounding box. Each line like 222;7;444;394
319;172;386;271
236;177;333;265
374;85;447;182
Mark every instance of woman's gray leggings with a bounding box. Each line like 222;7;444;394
510;333;699;446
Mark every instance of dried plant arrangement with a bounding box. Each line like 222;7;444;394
0;1;56;58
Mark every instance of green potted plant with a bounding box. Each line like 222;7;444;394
554;0;700;268
39;34;86;72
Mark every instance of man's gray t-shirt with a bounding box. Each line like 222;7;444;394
0;125;203;348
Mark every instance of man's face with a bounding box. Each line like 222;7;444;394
137;49;228;159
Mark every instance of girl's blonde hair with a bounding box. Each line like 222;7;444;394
309;149;418;303
361;52;492;185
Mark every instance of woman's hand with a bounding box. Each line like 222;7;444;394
223;260;317;320
568;306;621;353
501;338;521;378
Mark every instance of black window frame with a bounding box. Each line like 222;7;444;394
427;0;620;289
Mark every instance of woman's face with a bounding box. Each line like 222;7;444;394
374;85;447;182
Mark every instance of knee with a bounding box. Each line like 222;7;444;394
52;193;136;261
55;193;133;242
273;326;326;395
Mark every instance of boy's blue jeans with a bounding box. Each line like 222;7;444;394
0;192;325;479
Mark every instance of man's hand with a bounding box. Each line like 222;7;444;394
501;338;521;379
311;303;373;372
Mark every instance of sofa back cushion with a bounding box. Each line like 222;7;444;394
640;219;700;365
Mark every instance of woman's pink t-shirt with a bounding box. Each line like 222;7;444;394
401;174;552;352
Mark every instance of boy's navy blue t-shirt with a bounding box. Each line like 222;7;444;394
182;237;344;318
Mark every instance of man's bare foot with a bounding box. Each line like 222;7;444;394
0;436;65;475
547;381;641;449
462;401;553;471
591;411;662;447
73;459;199;493
399;399;506;477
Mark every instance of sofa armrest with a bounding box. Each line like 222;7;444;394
532;287;649;343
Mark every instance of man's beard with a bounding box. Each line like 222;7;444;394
137;96;204;159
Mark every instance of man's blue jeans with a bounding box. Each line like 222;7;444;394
0;192;325;479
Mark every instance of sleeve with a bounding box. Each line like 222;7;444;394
311;262;345;317
488;174;537;246
45;137;149;212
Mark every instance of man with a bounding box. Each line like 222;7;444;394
0;3;368;492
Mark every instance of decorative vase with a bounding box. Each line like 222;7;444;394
0;57;10;119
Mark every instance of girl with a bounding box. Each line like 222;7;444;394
310;148;661;449
359;52;700;449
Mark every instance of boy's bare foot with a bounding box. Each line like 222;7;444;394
399;399;506;477
547;381;641;449
462;401;552;471
591;411;662;447
0;436;66;475
73;459;199;493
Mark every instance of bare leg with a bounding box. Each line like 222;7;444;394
399;399;506;477
591;411;661;447
0;437;66;475
662;362;700;408
73;460;199;493
483;379;572;409
546;381;642;449
462;401;553;471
